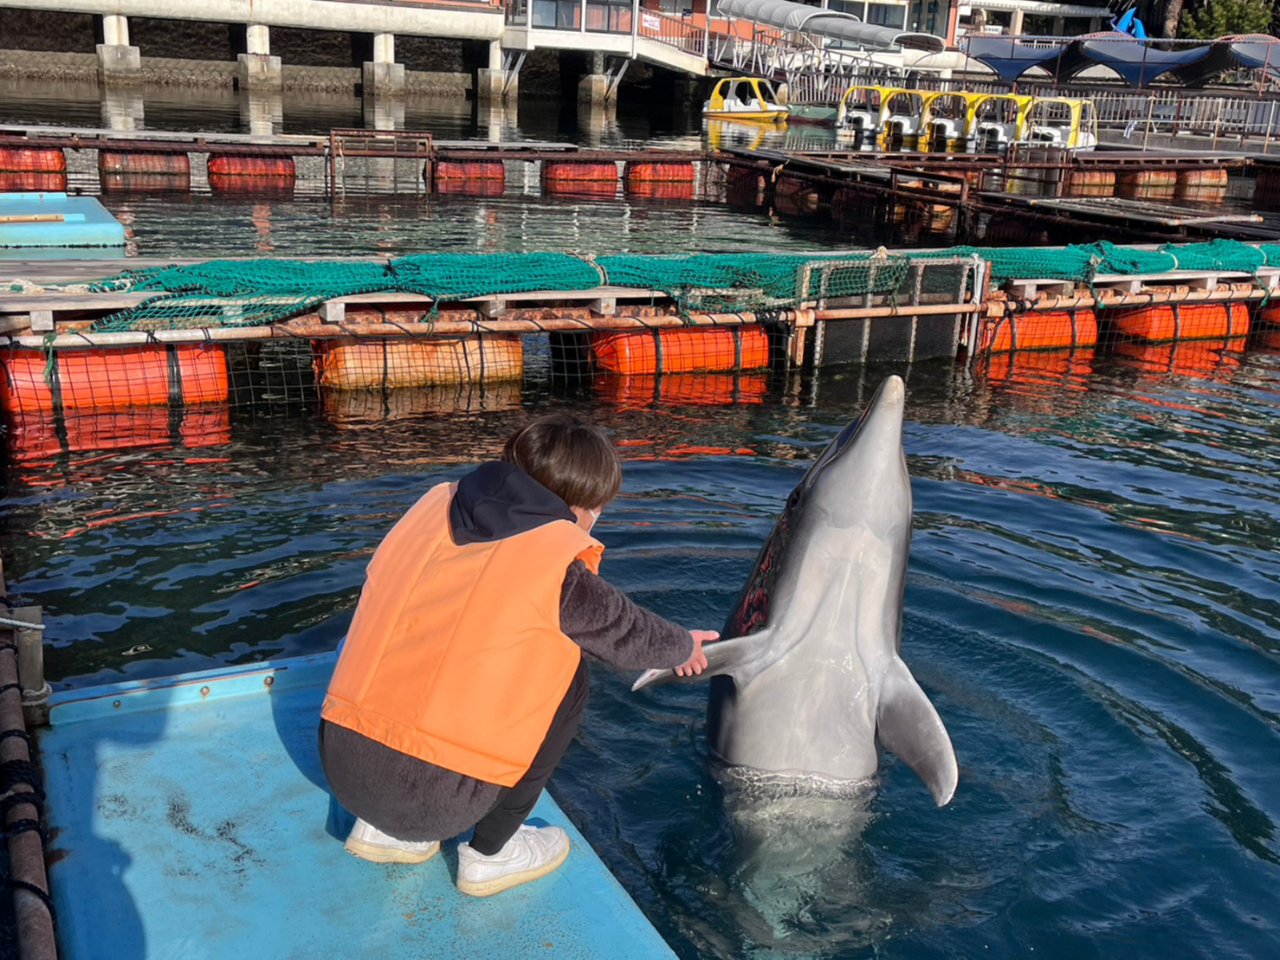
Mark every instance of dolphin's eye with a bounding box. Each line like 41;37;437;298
786;487;802;509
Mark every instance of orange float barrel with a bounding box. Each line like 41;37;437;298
978;309;1098;353
207;153;297;195
541;161;618;197
100;151;192;193
100;152;191;176
1175;168;1228;203
312;336;523;389
1109;302;1249;342
590;326;770;375
624;161;695;200
0;345;229;414
432;160;505;194
1062;170;1114;198
1116;170;1177;200
0;147;66;173
624;162;695;183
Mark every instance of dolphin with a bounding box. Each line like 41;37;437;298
634;374;958;806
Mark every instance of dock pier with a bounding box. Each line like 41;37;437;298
2;124;1278;245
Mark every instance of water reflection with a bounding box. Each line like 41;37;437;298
101;89;145;132
240;92;284;138
2;346;1279;958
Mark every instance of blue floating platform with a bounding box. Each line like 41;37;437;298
38;653;676;960
0;192;126;250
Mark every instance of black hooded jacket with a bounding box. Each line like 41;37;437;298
448;460;693;669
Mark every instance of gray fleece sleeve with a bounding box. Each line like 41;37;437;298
559;559;695;670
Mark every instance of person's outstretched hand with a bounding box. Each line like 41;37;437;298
676;630;720;677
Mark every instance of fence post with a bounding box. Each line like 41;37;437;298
1212;98;1223;151
1265;101;1277;155
1141;94;1154;151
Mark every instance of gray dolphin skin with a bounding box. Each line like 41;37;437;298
633;374;958;806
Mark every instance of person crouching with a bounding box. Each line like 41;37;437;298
319;414;717;897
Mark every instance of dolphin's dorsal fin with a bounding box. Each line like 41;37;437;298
876;658;959;807
631;629;776;692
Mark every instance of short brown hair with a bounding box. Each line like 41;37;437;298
502;414;621;510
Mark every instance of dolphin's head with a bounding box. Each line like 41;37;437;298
794;374;909;534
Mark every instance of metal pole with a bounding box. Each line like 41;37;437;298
1142;94;1154;151
13;608;49;729
703;0;710;59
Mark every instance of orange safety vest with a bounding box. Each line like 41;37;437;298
321;481;604;787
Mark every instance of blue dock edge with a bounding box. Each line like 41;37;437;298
36;652;677;960
0;192;126;250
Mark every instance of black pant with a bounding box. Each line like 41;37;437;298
469;657;589;856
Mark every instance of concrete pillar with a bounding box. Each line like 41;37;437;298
363;32;405;97
1009;9;1024;36
97;14;141;85
477;41;515;104
239;91;284;137
578;51;615;107
238;24;283;92
101;88;144;131
1052;16;1065;36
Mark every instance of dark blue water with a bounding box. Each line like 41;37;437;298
3;342;1279;957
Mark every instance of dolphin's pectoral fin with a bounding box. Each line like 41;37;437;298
631;629;776;692
876;658;959;807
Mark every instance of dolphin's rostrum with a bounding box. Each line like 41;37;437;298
634;375;958;806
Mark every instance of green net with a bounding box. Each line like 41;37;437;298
88;252;918;332
79;241;1279;333
90;254;604;332
940;240;1276;286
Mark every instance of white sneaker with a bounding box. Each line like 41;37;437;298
456;824;570;897
344;817;440;864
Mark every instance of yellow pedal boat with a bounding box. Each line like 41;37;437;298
703;77;788;123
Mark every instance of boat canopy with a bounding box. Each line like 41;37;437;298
1223;35;1280;81
961;31;1280;88
715;0;944;52
961;37;1069;82
1067;32;1211;86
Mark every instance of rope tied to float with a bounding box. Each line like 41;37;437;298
0;818;47;845
4;879;57;930
0;616;44;632
0;759;44;801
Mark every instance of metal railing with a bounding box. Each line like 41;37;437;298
637;10;705;56
510;0;708;56
1091;90;1280;148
